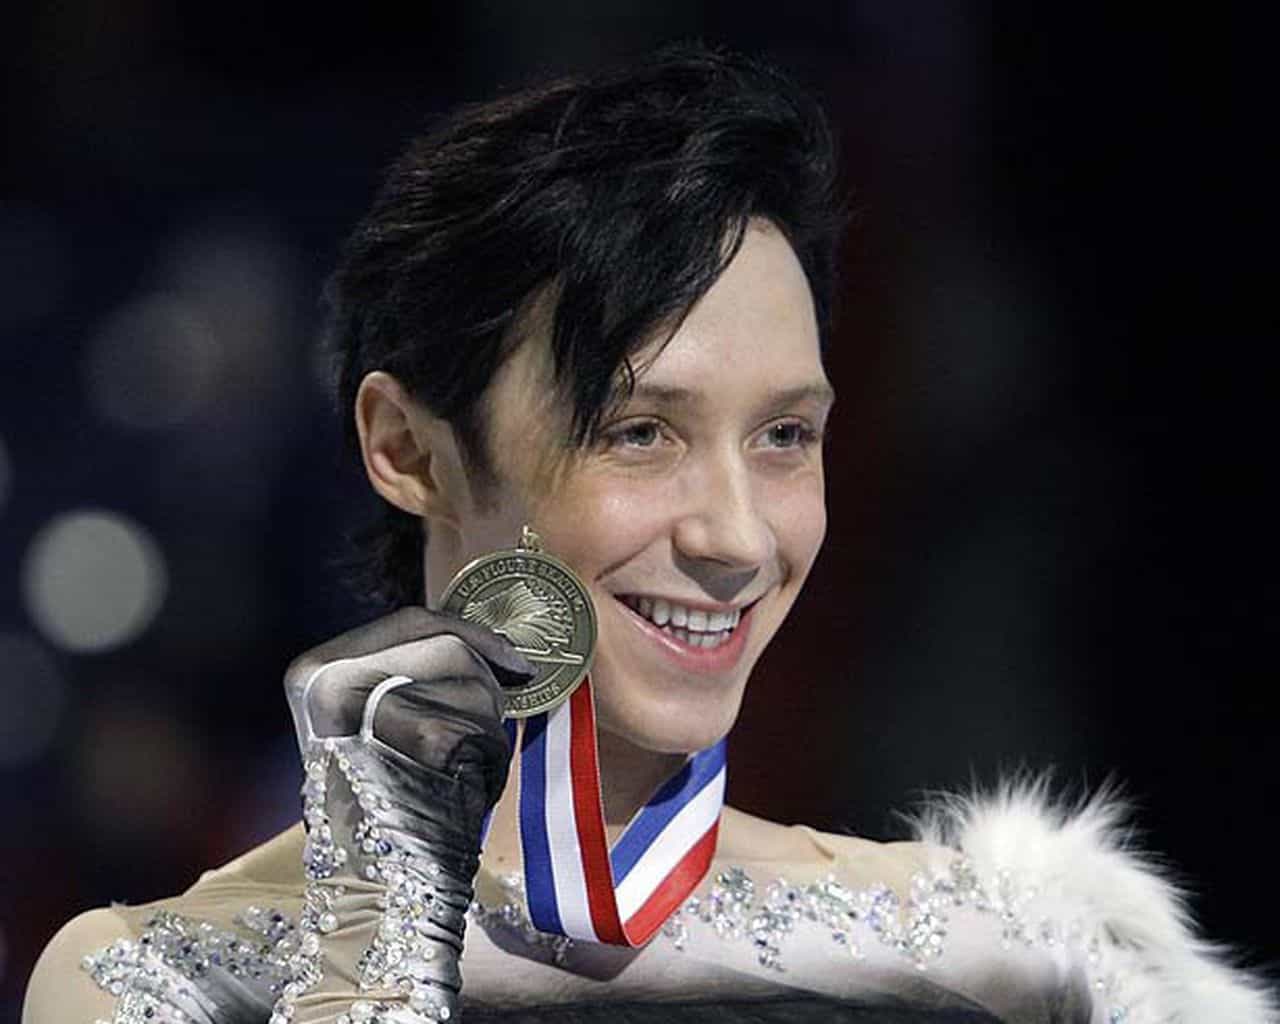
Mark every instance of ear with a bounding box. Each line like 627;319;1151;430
354;371;465;528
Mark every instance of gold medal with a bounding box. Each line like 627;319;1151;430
440;525;597;718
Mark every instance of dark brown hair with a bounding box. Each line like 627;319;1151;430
324;42;843;608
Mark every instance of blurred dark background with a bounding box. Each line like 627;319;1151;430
1;3;1273;1017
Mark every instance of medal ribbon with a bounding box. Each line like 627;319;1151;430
506;677;726;946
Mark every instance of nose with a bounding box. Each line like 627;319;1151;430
672;452;774;599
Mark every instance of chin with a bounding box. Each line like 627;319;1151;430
586;590;779;754
592;676;747;755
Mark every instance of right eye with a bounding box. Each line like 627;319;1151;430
605;419;664;449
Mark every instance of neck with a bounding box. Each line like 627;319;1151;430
479;724;687;876
596;727;688;830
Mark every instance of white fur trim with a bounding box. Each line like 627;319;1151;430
908;778;1276;1022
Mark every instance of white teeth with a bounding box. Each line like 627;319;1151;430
622;594;745;643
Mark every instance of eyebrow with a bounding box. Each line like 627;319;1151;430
626;381;836;409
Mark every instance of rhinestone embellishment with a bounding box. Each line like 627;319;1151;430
473;855;1139;1022
469;872;575;967
82;906;299;1023
292;736;466;1023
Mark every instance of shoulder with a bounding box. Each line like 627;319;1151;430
904;779;1277;1023
721;803;931;890
23;907;132;1024
22;825;305;1024
194;821;306;888
726;786;1275;1022
719;804;829;862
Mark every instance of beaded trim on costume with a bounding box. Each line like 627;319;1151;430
470;858;1139;1023
297;736;464;1022
81;733;465;1024
82;906;297;1023
81;855;1141;1024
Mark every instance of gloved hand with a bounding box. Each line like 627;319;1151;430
275;607;533;1024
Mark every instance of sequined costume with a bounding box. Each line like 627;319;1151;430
26;788;1276;1024
22;611;1276;1023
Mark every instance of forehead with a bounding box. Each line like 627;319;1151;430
624;221;828;402
485;221;829;446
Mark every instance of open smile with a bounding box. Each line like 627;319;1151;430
612;593;760;672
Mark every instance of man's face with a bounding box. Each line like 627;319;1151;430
431;220;834;754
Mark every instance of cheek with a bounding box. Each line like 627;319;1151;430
770;474;828;577
533;475;666;574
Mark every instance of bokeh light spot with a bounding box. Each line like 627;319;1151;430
0;632;67;766
22;509;168;653
83;293;222;429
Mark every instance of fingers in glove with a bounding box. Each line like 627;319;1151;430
285;606;535;713
371;682;513;809
366;666;508;766
299;633;504;740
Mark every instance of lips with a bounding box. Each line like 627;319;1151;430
612;593;757;671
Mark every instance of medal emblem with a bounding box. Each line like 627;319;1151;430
440;526;596;718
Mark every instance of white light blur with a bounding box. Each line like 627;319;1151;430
83;292;222;429
0;434;10;513
163;223;298;391
22;509;167;653
0;632;68;766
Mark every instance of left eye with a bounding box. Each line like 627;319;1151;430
762;422;816;448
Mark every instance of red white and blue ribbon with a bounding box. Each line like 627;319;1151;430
508;677;726;946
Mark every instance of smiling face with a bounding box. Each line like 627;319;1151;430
426;220;834;754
